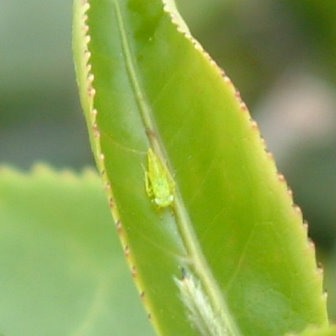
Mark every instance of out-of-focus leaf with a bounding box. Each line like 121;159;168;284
0;165;153;336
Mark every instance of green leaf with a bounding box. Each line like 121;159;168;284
0;165;153;335
287;326;336;336
73;0;328;335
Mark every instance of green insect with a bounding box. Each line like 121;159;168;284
145;148;175;208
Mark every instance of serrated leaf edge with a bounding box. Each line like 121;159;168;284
74;0;328;333
73;0;158;326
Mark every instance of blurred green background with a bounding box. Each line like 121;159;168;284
1;0;335;322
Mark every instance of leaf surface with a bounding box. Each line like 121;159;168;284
288;326;336;336
0;166;153;335
73;0;328;335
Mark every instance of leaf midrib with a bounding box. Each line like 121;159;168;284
112;1;241;335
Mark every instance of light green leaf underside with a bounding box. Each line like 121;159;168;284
0;165;153;336
73;0;328;335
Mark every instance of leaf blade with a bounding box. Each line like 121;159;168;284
0;165;154;335
73;0;328;335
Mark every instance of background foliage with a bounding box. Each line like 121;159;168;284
1;0;335;321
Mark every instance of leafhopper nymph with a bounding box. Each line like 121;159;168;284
145;148;175;208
